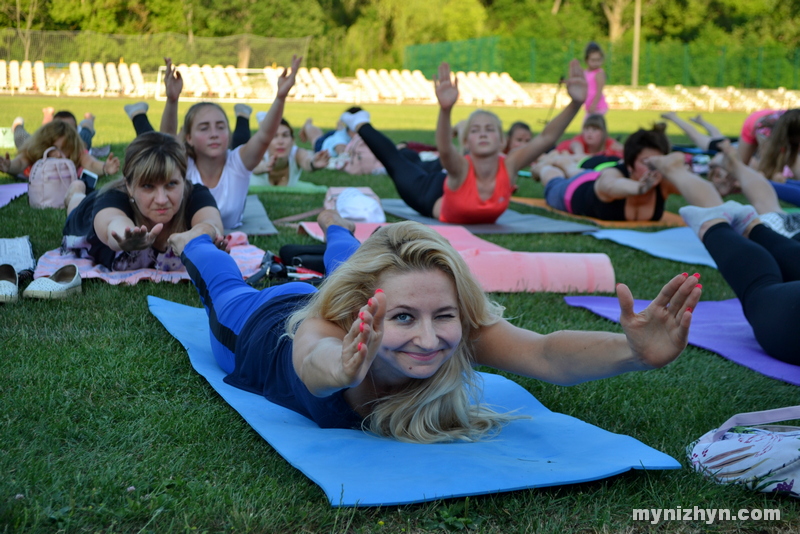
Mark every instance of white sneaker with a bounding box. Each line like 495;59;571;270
23;264;82;300
234;103;252;118
340;110;370;132
0;264;18;303
124;102;149;120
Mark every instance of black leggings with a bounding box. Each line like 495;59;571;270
132;115;251;149
703;222;800;364
357;124;446;218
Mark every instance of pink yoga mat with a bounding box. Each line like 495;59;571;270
299;222;615;293
0;183;28;208
34;232;263;285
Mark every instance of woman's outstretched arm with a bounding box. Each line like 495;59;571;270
473;273;701;385
292;290;386;397
239;56;301;171
160;58;183;136
506;59;586;177
434;62;468;188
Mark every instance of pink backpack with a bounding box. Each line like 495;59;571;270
28;146;78;209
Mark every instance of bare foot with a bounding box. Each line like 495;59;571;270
299;118;313;143
80;113;96;133
42;107;55;125
660;111;678;121
317;209;356;235
690;114;703;125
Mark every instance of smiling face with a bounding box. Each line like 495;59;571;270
268;124;295;157
127;168;185;226
465;113;503;157
369;269;463;387
185;105;229;158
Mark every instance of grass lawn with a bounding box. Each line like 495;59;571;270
1;96;798;533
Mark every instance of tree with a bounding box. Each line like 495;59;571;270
0;0;45;60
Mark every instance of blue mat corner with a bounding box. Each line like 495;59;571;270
148;295;680;507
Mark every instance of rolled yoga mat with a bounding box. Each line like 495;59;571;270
299;222;616;293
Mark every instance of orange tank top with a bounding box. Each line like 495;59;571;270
439;155;512;224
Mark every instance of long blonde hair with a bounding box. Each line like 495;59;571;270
758;109;800;181
287;222;516;443
183;102;229;161
20;121;83;167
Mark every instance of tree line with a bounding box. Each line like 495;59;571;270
1;0;797;75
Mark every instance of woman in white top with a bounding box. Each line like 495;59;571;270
250;118;330;187
157;57;301;228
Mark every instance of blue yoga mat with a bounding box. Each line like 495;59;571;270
148;296;680;507
565;296;800;387
591;227;716;268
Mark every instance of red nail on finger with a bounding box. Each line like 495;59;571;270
359;311;365;320
686;307;693;312
696;284;702;289
359;322;365;332
357;342;363;352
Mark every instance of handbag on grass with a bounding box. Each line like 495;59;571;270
687;406;800;498
28;146;78;209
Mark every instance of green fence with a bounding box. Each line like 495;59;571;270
405;37;800;89
0;30;310;72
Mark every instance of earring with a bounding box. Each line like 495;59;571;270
129;197;134;204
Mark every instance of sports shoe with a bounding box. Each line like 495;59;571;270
22;264;82;300
255;111;267;125
124;102;149;120
340;110;371;132
234;103;252;118
0;264;18;303
759;212;800;238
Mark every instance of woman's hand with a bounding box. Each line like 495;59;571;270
276;55;302;100
435;62;459;111
637;170;662;194
164;57;183;102
565;59;587;104
311;150;330;171
111;224;163;252
338;291;386;389
618;273;701;369
103;153;120;176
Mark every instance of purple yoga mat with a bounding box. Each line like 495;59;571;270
0;183;27;208
564;296;800;386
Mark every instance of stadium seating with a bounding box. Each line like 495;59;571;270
20;61;34;91
106;62;121;93
81;62;96;92
93;62;108;94
33;61;47;93
0;60;6;90
129;63;146;96
8;61;20;91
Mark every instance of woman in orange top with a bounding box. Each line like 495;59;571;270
340;61;587;225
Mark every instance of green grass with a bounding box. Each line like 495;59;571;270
1;96;798;533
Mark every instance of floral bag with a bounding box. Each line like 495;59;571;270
687;406;800;497
28;146;78;209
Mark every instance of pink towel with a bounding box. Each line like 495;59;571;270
299;222;615;293
0;183;28;208
34;232;263;285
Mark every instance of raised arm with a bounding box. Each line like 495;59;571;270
434;62;467;184
239;56;301;171
292;290;386;397
473;273;701;385
295;147;330;172
160;58;183;136
506;59;586;176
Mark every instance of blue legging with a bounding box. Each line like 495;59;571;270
771;180;800;207
182;225;360;373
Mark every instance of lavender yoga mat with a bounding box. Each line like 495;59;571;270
564;296;800;386
0;183;28;208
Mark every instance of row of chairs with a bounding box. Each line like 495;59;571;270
172;64;252;99
0;59;147;96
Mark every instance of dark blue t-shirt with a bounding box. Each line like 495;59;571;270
223;292;363;430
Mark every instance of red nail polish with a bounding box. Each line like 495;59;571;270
359;311;365;320
368;298;373;306
681;272;688;277
357;342;363;351
686;307;693;312
696;284;702;289
359;322;365;332
693;273;701;279
376;288;384;293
